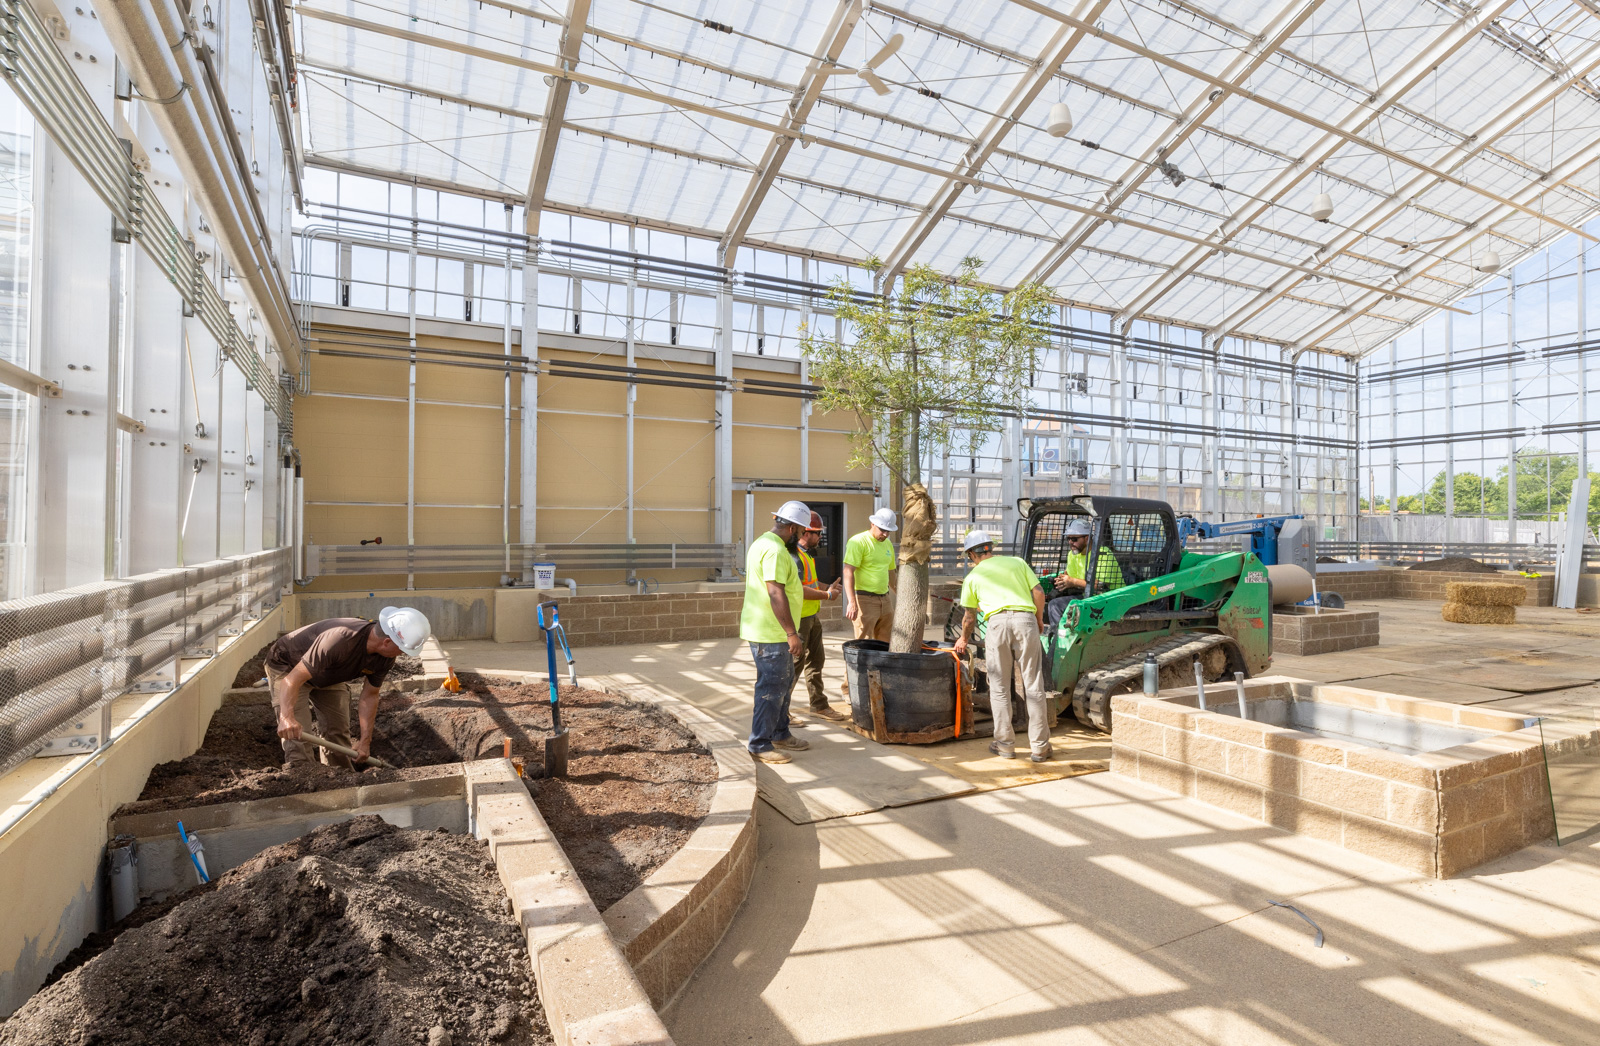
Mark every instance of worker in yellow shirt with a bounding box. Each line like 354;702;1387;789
843;507;899;641
1044;517;1124;629
952;529;1052;763
792;511;846;721
739;500;814;764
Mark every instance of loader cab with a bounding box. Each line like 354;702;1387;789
1020;495;1184;597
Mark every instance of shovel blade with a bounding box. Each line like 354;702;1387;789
544;729;570;778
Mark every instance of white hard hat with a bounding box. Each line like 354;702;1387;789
962;529;994;553
378;606;431;658
774;500;812;527
1064;517;1093;537
869;507;899;532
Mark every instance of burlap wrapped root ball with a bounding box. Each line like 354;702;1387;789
1441;601;1517;625
1444;581;1527;607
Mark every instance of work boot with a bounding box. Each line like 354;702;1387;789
752;749;791;765
988;740;1018;759
809;705;850;722
1031;744;1053;763
773;736;810;751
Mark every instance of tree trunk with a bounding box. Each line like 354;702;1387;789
889;482;936;653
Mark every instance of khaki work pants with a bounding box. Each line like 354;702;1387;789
986;610;1050;755
265;664;355;768
791;614;828;711
851;591;894;642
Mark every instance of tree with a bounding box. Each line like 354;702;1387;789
799;258;1052;653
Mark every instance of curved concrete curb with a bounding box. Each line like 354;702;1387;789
595;677;758;1011
467;759;674;1046
420;663;757;1013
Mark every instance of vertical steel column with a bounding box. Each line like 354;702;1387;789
713;277;734;565
625;225;636;545
502;206;513;574
1200;334;1219;518
1388;340;1398;526
1506;268;1517;543
1444;314;1455;542
798;259;810;484
105;236;126;578
1110;318;1128;495
1157;324;1169;506
520;233;539;567
1058;318;1070;497
406;188;417;589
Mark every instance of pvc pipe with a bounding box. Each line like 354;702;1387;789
1193;659;1208;711
1233;671;1250;721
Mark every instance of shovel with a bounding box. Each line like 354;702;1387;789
301;732;397;769
536;601;576;777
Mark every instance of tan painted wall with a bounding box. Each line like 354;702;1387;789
298;328;874;591
0;606;286;1018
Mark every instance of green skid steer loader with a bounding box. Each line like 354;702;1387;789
951;495;1274;733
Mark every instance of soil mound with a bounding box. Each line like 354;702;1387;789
1;817;551;1046
1405;556;1500;573
122;676;717;910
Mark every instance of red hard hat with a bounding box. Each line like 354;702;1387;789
806;511;823;531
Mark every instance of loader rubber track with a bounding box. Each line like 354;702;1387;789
1071;632;1245;734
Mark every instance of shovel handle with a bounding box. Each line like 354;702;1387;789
301;732;395;769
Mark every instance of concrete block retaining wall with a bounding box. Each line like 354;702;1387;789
1110;678;1555;878
1272;607;1380;656
1316;568;1554;606
494;587;847;647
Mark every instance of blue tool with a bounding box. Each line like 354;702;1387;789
535;601;574;777
1176;513;1305;567
177;820;209;885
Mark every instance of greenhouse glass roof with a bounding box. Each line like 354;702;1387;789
291;0;1600;356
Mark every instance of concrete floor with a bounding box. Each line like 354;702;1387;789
456;601;1600;1044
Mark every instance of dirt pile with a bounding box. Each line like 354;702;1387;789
1405;556;1501;574
123;677;717;910
1;817;551;1046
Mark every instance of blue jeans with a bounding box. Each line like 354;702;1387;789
748;641;796;754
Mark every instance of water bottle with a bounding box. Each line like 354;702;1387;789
1142;653;1159;696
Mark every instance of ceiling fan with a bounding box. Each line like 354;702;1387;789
819;33;903;96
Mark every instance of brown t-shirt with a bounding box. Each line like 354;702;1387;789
265;618;394;689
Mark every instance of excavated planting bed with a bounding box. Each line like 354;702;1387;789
121;675;717;911
1;816;551;1046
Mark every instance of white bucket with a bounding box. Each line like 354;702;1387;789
534;563;556;590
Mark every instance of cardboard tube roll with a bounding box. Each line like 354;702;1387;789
1266;564;1315;606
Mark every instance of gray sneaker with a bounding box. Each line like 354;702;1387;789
1031;744;1053;763
988;740;1018;759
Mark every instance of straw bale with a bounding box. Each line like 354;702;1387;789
1444;581;1526;607
1441;601;1517;625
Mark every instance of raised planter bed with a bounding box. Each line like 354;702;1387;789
1111;676;1559;877
1272;605;1380;656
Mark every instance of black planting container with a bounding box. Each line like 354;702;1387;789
842;639;961;737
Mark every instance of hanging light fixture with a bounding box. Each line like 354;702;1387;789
1046;101;1074;138
1479;249;1502;274
1309;193;1334;222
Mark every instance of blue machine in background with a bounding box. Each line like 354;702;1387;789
1175;514;1316;571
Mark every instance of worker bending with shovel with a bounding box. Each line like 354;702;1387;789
267;607;432;767
952;530;1052;763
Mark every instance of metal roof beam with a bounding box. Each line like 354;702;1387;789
1008;0;1591;243
1292;146;1600;355
1109;0;1519;325
1022;0;1325;292
526;0;593;236
717;0;862;266
287;7;1453;312
876;0;1111;284
1213;31;1600;344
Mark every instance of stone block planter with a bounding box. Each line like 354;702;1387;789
1271;606;1380;656
1111;676;1562;877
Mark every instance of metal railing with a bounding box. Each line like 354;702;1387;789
0;549;289;778
304;542;738;579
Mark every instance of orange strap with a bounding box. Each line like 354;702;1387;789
923;644;965;737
